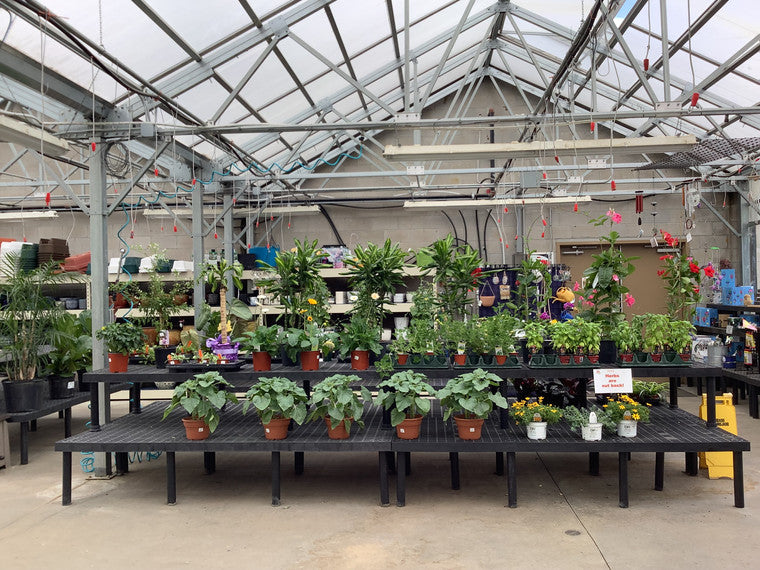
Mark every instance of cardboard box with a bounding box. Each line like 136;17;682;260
721;269;736;287
734;286;755;305
722;285;735;304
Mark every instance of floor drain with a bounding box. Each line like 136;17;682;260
565;530;582;536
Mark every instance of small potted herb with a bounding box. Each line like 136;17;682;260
307;374;372;439
437;368;508;440
161;371;238;440
242;376;308;440
236;325;282;371
374;370;437;439
632;380;667;406
96;322;146;372
339;315;382;370
563;405;607;441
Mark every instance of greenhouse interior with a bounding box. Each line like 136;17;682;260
0;0;759;567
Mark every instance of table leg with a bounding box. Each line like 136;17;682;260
669;377;679;409
62;452;72;505
58;410;64;419
655;452;664;491
114;452;129;474
130;384;141;414
271;451;281;506
449;452;460;490
706;377;717;428
64;407;72;438
685;452;698;476
507;452;517;508
378;452;389;506
294;451;304;475
495;452;504;476
749;386;759;419
30;419;37;432
733;451;745;508
89;383;100;432
618;452;629;508
166;452;176;505
577;378;588;409
499;382;509;428
396;452;407;507
20;422;29;465
204;452;216;475
589;452;600;476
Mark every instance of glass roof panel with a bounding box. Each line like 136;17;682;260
174;78;233;121
237;55;299;110
263;90;317;124
329;0;389;54
510;1;584;32
348;40;399;82
274;36;332;86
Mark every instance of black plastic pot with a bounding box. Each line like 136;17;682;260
2;379;44;412
599;339;618;364
48;375;76;399
154;345;177;369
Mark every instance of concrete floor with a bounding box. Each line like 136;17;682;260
1;386;759;569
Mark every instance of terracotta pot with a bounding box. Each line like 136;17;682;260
168;329;182;346
252;351;272;371
495;354;507;365
650;352;663;363
395;415;423;440
397;353;409;365
300;350;320;371
325;417;351;439
573;354;585;364
453;353;467;365
112;293;128;309
108;353;129;373
182;417;210;440
351;349;370;370
559;354;572;365
453;415;484;440
620;352;634;363
587;354;600;364
173;294;189;306
262;417;291;440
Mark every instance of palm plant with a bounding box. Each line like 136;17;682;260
201;258;244;345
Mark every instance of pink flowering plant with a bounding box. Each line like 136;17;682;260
657;230;710;320
578;209;638;334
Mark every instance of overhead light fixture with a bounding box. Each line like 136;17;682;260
0;115;70;156
403;196;592;209
0;210;59;220
384;135;697;162
142;205;321;218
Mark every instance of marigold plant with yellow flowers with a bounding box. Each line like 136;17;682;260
600;394;651;424
509;397;563;425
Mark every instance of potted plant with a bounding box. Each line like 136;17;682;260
549;320;576;364
563;406;605;441
609;319;639;363
44;311;92;398
161;371;238;440
576;318;602;363
236;325;281;371
201;258;244;359
388;330;412;364
282;323;324;370
242;376;308;440
522;320;547;362
667;319;695;361
374;370;437;439
509;397;563;439
481;312;517;364
339;315;382;370
0;254;74;412
600;394;651;437
439;317;469;365
307;374;372;439
632;380;667;406
437;368;508;440
641;313;670;361
96;321;145;372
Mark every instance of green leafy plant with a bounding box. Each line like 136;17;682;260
96;322;145;355
437;368;508;420
667;319;695;353
657;230;712;321
578;209;638;334
374;370;437;427
388;330;412;356
0;255;73;380
374;352;395;379
307;374;372;435
632;380;667;399
417;234;483;319
339;315;383;357
481;311;517;354
576;318;602;354
548;320;577;354
201;259;245;345
522;320;547;352
608;319;640;354
507;251;552;320
260;239;328;328
509;397;563;425
235;325;281;357
640;313;670;353
344;239;406;326
242;376;308;425
132;243;190;332
282;323;324;362
161;371;238;433
45;311;93;376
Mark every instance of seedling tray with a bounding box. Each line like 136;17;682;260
618;352;691;367
394;354;450;369
167;361;245;373
528;354;595;368
451;354;521;369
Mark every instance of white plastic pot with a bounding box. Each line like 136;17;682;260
582;422;603;441
617;420;638;437
526;421;547;440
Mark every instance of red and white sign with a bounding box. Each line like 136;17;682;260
593;369;633;393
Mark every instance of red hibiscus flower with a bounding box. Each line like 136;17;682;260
703;265;715;278
689;261;699;273
657;270;665;276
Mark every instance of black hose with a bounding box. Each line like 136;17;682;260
441;210;459;244
475;210;482;259
318;205;345;246
459;210;468;247
482;209;492;265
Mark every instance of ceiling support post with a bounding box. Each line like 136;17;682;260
192;182;205;321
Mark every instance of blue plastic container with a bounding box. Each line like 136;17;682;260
249;246;279;268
